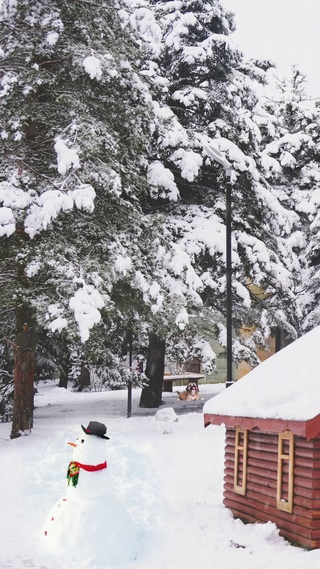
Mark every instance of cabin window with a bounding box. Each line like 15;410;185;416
277;430;294;513
234;427;248;495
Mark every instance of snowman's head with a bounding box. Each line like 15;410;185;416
68;422;109;465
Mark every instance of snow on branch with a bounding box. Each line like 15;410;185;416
24;190;73;237
170;149;203;182
134;270;164;311
82;55;103;80
54;138;80;175
165;13;197;50
114;254;132;276
147;161;180;201
152;102;189;148
46;31;59;46
265;132;313;155
260;153;282;176
193;337;216;374
0;207;15;237
46;303;68;334
82;53;118;81
69;285;105;343
71;184;95;212
0;178;33;210
175;307;189;330
24;184;96;238
120;6;162;58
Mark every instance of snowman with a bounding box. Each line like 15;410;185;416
43;421;137;565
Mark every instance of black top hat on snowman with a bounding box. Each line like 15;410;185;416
81;421;110;439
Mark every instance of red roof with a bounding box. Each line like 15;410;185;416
204;412;320;440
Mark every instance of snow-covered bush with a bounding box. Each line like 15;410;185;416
0;380;14;423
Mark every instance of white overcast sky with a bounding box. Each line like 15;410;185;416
222;0;320;98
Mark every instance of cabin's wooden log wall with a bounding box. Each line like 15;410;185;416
224;428;320;549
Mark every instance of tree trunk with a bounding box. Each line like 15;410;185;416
139;332;165;408
58;347;71;389
58;363;69;388
11;304;36;439
78;360;90;391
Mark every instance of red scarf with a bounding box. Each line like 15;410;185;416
75;460;107;472
67;460;107;487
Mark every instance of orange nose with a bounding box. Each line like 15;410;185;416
68;442;77;448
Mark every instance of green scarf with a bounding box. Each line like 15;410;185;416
66;460;107;488
67;461;80;487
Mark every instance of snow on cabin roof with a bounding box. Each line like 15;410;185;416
203;325;320;422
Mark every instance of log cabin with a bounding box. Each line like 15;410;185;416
203;325;320;549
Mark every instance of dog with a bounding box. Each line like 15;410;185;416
177;382;200;401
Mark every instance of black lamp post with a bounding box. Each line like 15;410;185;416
127;330;133;418
204;144;234;388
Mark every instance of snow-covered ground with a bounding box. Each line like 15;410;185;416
0;381;319;569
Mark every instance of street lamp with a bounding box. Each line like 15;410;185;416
203;143;233;388
127;330;133;418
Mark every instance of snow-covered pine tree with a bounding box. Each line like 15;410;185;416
1;0;221;416
257;68;320;335
0;0;161;429
124;0;300;376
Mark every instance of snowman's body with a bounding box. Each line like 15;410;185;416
43;425;137;565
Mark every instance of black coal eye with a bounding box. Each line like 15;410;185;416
81;439;85;443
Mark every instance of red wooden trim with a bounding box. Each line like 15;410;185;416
307;415;320;440
205;414;307;436
204;413;320;440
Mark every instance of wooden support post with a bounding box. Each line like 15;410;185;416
277;430;294;513
234;426;248;495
